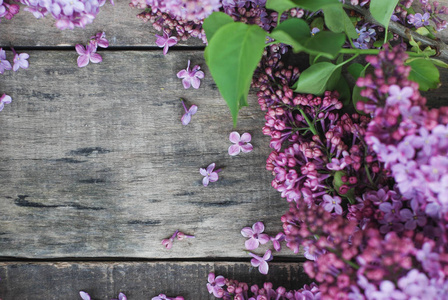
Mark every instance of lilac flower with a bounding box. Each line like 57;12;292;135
112;293;127;300
161;230;178;250
408;12;430;28
177;60;204;89
176;231;195;240
62;0;85;16
321;194;343;215
249;249;273;275
271;232;285;252
241;221;270;250
386;85;413;109
91;32;109;49
228;132;253;156
155;31;178;55
370;280;406;299
0;48;12;74
399;208;427;230
310;27;320;36
180;100;197;125
12;52;29;71
199;163;220;186
207;273;225;298
0;94;12;111
79;291;91;300
76;43;102;68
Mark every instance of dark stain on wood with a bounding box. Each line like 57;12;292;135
14;195;104;210
78;178;107;184
189;200;239;207
30;90;61;101
127;220;161;225
68;147;111;156
173;191;195;197
51;158;87;164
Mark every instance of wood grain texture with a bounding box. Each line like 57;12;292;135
0;1;204;47
0;50;296;259
0;261;308;299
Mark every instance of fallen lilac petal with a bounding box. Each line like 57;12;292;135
200;163;220;186
177;60;204;89
181;100;197;126
228;131;253;156
0;94;12;112
79;291;91;300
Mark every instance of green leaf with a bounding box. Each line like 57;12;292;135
323;4;358;39
294;62;341;95
369;0;399;28
347;62;364;78
334;76;351;106
310;17;325;31
205;22;266;126
416;26;430;36
203;12;234;43
270;18;345;58
406;58;440;91
430;58;448;68
266;0;298;16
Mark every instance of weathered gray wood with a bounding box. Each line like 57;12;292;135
0;261;308;299
0;50;296;259
0;1;204;47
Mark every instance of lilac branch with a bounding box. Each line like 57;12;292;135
344;4;448;62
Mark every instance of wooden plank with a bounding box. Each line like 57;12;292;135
0;50;294;259
0;1;204;47
0;261;308;299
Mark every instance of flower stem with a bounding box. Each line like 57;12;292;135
298;108;318;136
339;48;426;57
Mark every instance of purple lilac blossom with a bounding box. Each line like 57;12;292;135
155;30;178;55
270;232;285;251
180;100;197;125
91;31;109;48
322;194;343;215
199;163;220;186
12;52;29;71
151;294;184;300
249;249;273;275
0;94;12;111
145;0;221;21
0;48;12;74
177;60;204;89
241;221;270;250
228;131;253;156
206;273;225;298
310;27;320;36
76;42;102;68
161;230;178;250
408;12;430;28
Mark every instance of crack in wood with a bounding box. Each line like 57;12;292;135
14;195;104;210
67;147;111;157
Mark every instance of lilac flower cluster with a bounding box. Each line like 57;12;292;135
76;32;109;68
17;0;113;30
357;46;448;224
391;0;448;31
353;26;376;49
207;272;321;300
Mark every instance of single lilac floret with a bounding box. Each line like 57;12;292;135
386;85;413;109
199;163;220;186
249;249;273;275
207;273;225;298
0;94;12;111
112;293;127;300
12;51;29;72
310;27;320;36
228;131;253;156
155;31;178;55
241;221;270;250
322;194;343;215
180;100;198;125
76;42;102;68
177;60;204;89
408;12;430;28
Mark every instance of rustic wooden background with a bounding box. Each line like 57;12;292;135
0;2;306;299
1;1;448;299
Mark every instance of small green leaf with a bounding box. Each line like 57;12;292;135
310;17;325;31
430;58;448;69
203;12;234;43
323;4;358;39
294;0;339;11
294;62;341;95
205;22;266;126
416;26;430;36
406;58;440;91
347;62;364;78
270;18;345;58
369;0;399;28
266;0;298;16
